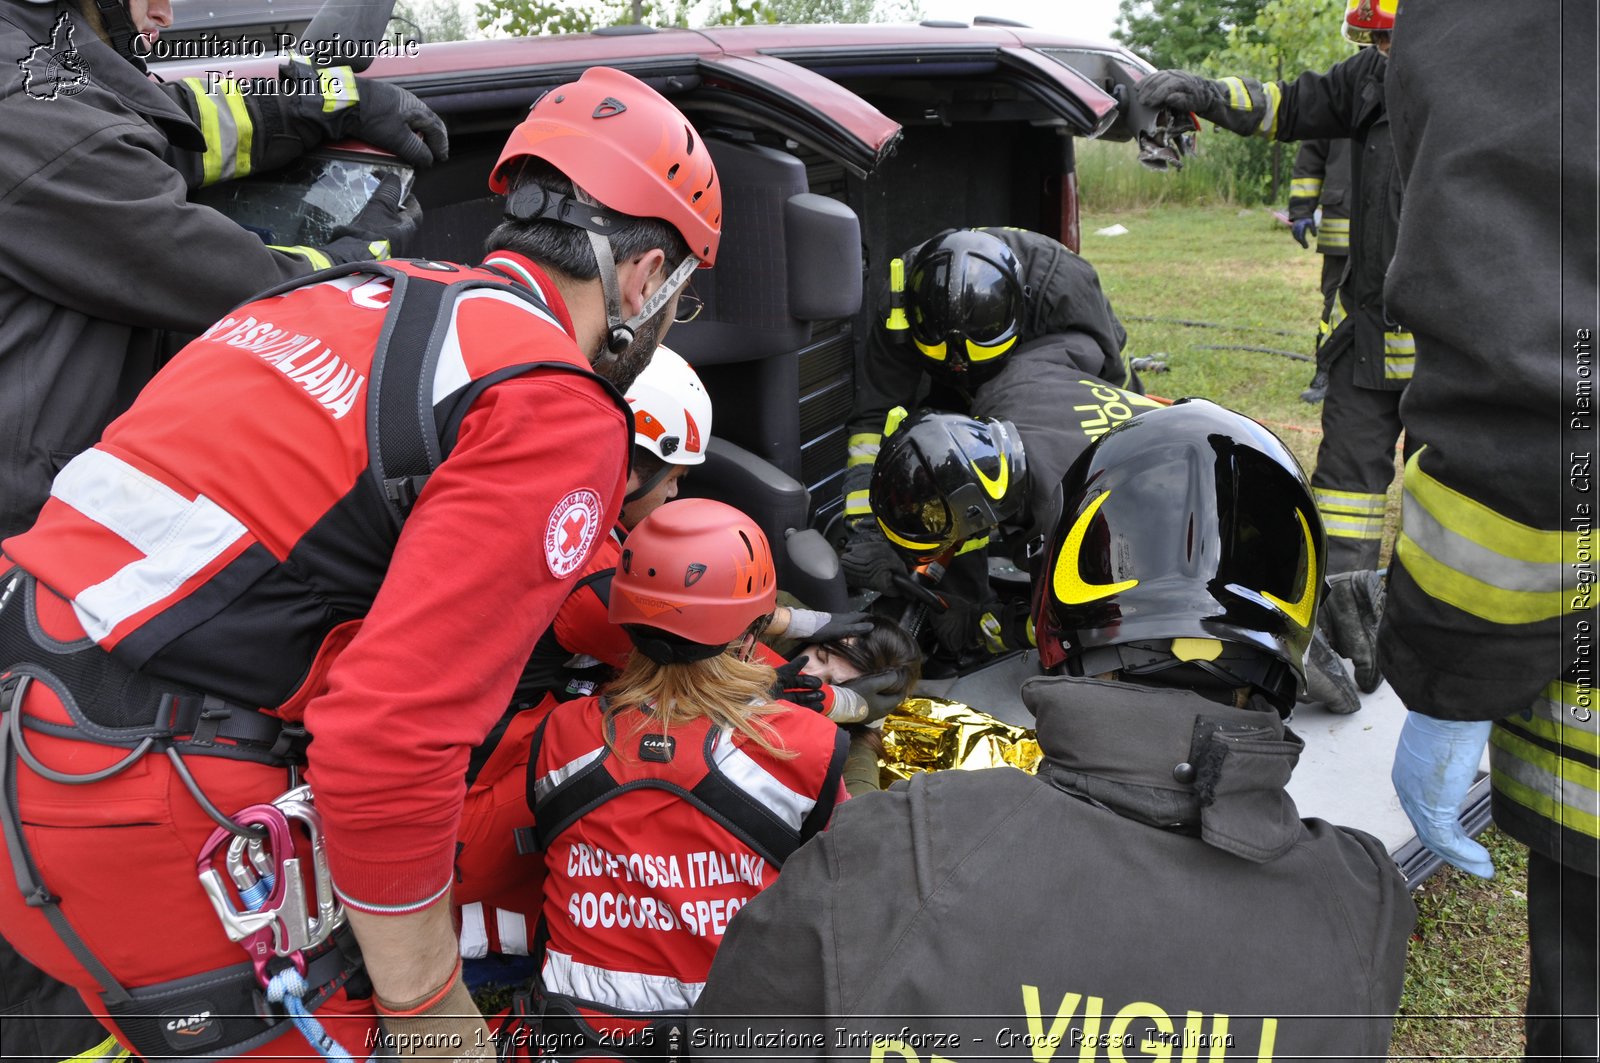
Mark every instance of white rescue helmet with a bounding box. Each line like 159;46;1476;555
625;346;712;466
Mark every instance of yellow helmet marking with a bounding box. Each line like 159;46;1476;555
973;452;1009;501
1172;637;1223;662
877;517;942;554
1052;491;1138;605
1262;508;1318;629
965;334;1017;362
914;338;948;362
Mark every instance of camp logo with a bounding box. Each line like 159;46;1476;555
160;1004;222;1050
19;13;91;101
545;489;602;578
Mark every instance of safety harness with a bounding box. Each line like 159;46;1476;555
0;258;628;1062
493;706;847;1062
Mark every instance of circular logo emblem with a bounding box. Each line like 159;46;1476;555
545;489;603;578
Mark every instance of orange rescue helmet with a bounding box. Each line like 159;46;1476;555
491;66;722;267
610;499;777;660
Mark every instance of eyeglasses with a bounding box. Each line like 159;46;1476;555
673;286;704;325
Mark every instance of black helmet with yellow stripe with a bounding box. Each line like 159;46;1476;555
869;407;1028;562
888;230;1024;386
1032;399;1323;716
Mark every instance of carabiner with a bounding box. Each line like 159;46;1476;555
197;804;297;984
270;785;345;953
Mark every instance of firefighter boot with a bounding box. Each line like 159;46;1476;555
1300;367;1329;404
1300;626;1361;714
1320;569;1386;693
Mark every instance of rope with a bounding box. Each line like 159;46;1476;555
265;966;373;1063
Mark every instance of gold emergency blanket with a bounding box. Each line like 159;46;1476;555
878;696;1042;786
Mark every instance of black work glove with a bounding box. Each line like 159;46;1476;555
929;597;980;655
771;656;825;712
343;75;450;169
1136;70;1217;116
1291;218;1317;248
783;609;874;644
1136;69;1269;138
274;62;449;169
830;669;907;725
326;174;417;260
840;530;908;596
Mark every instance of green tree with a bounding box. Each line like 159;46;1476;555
1206;0;1351;80
1195;0;1355;201
1114;0;1268;69
396;0;472;42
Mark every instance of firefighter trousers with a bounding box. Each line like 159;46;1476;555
1310;328;1407;574
1525;847;1600;1060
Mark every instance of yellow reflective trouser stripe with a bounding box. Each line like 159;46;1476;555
1384;330;1415;380
1315;489;1386;539
320;65;359;113
59;1035;130;1062
1319;218;1350;233
269;245;334;270
1289;178;1322;199
844;489;871;517
182;77;223;186
1504;703;1600;757
955;535;989;556
1490;727;1600;840
847;432;880;468
1256;81;1283;139
1396;447;1581;624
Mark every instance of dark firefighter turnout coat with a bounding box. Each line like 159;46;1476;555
693;675;1415;1060
0;2;384;540
1211;47;1411;390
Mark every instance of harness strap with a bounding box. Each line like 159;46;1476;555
367;266;441;524
524;713;813;869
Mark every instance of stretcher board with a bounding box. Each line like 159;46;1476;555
917;650;1491;889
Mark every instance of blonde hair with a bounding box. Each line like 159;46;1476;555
603;649;795;759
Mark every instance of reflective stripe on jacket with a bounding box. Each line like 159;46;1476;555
4;255;604;710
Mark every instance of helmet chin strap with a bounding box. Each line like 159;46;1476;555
93;0;147;69
584;229;698;365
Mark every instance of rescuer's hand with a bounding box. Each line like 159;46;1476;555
374;959;493;1060
346;76;451;169
1391;712;1495;878
780;608;874;644
771;657;826;712
831;670;905;725
276;61;449;169
1137;69;1272;138
326;174;417;259
1291;218;1318;248
1136;70;1216;116
840;532;907;596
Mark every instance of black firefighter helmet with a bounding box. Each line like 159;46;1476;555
869;407;1028;562
892;230;1025;387
1032;398;1324;716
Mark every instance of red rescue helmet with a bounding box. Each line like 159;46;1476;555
1341;0;1396;45
610;499;777;662
491;66;721;267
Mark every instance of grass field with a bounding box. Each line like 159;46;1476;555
1082;205;1529;1060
